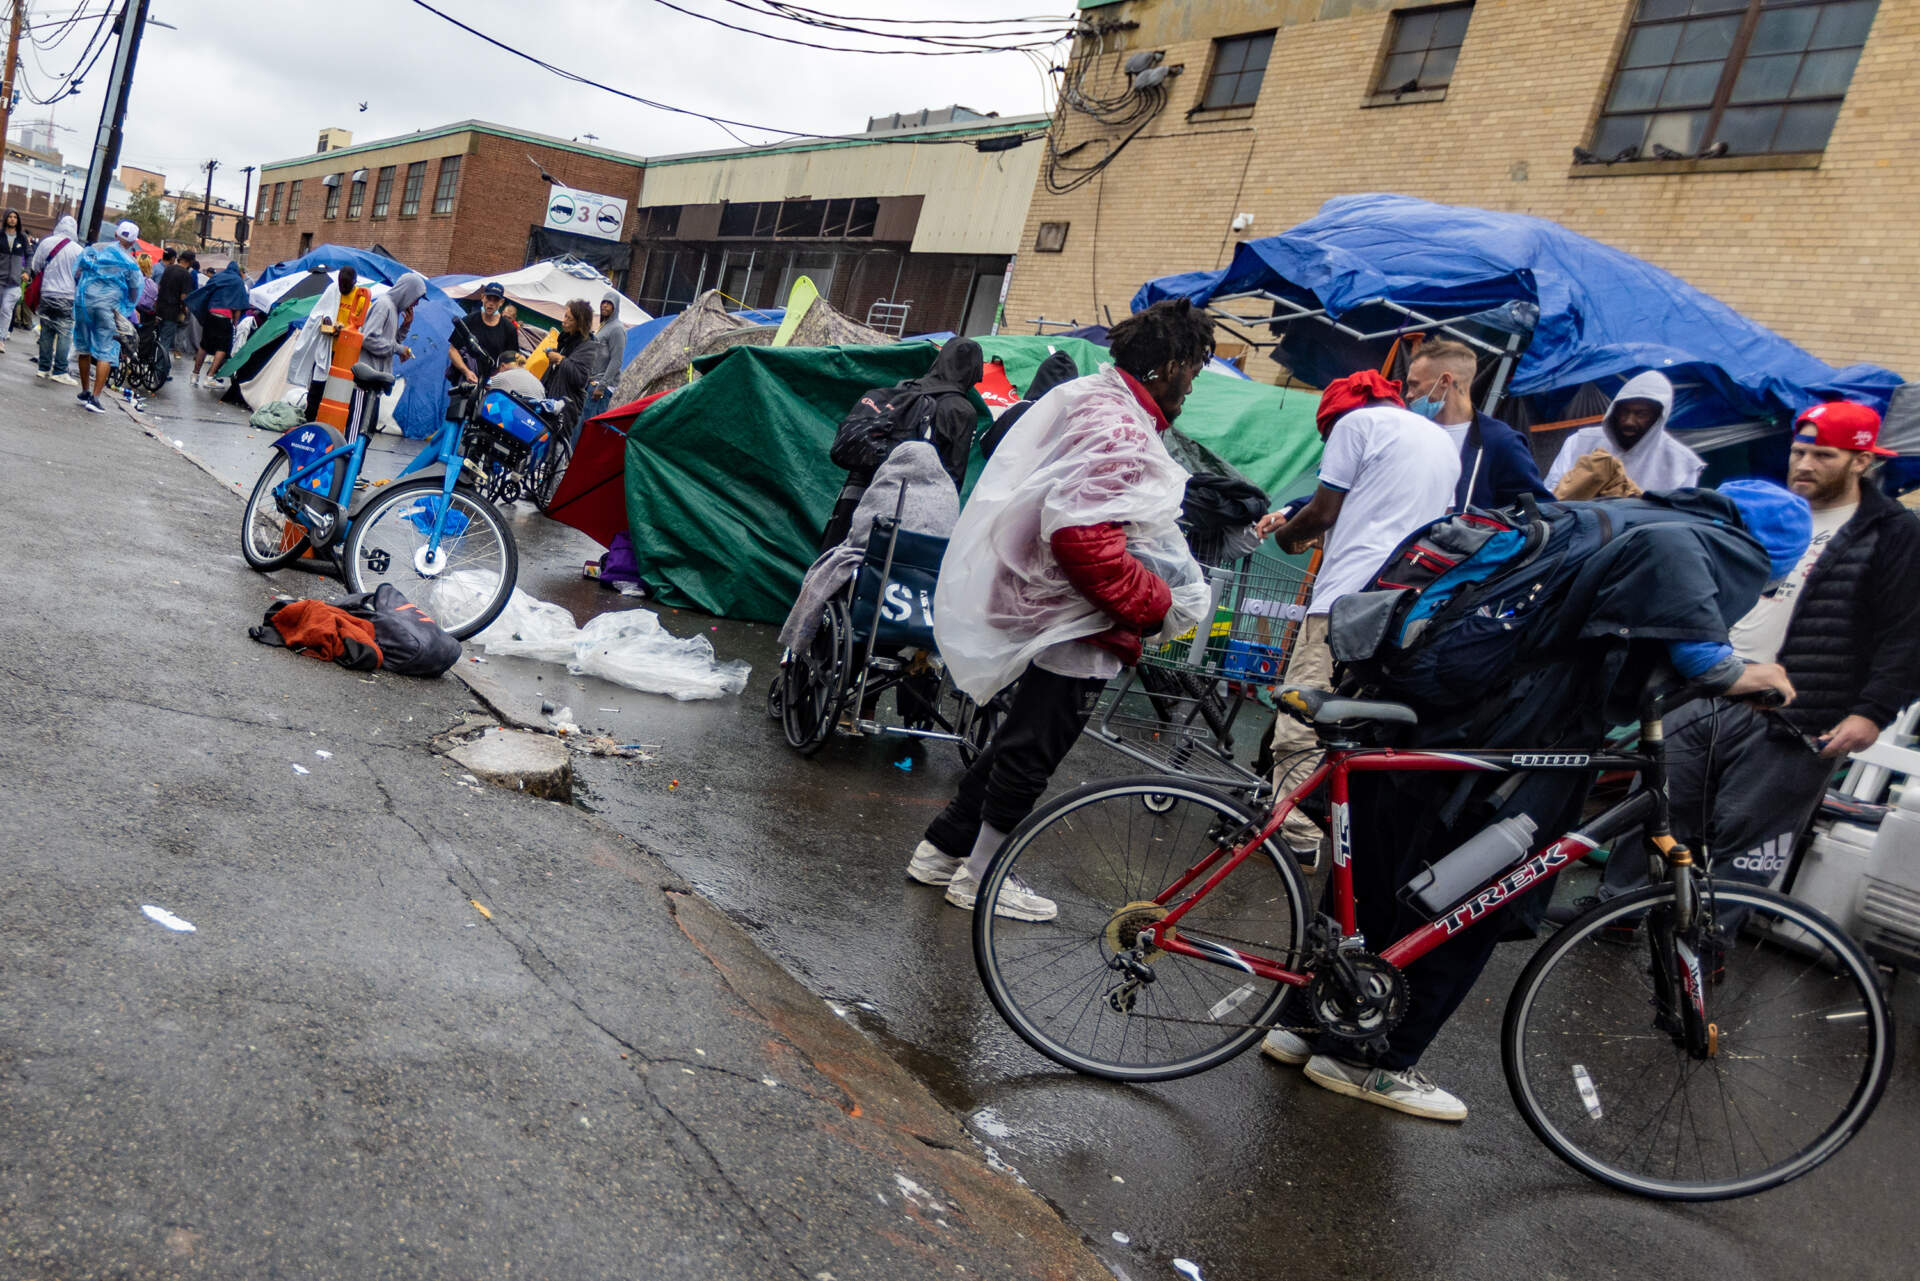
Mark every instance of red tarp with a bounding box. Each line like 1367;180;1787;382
543;390;673;547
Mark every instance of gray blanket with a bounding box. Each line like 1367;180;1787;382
778;443;959;652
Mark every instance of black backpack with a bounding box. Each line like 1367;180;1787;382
334;584;465;677
829;385;940;475
1329;499;1595;710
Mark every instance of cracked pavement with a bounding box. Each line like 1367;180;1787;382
0;360;1109;1278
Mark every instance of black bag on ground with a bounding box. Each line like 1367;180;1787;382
829;385;940;474
333;584;464;677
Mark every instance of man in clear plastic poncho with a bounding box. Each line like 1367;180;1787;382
908;300;1215;920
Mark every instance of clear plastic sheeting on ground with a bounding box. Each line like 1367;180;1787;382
476;590;750;700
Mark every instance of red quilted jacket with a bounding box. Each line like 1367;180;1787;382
1050;523;1172;666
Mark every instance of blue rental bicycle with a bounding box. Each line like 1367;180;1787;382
238;360;518;639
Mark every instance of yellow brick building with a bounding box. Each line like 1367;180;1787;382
1007;0;1916;379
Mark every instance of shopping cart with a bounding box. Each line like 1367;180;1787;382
1085;544;1320;806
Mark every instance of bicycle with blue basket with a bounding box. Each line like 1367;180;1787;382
238;358;519;640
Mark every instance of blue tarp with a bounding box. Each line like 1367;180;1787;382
1133;194;1903;432
253;244;460;440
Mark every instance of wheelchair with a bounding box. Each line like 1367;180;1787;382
777;506;994;761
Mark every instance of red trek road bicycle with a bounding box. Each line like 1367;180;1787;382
971;683;1893;1200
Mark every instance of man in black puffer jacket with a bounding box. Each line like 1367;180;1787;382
1596;401;1920;903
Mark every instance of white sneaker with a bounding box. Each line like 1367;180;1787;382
51;372;78;386
944;864;1057;921
35;369;48;381
905;840;962;886
1302;1055;1468;1122
1260;1029;1314;1065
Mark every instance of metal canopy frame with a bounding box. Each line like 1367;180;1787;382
1201;289;1528;417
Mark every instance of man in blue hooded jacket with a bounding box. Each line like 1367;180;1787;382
1401;339;1550;510
71;221;145;413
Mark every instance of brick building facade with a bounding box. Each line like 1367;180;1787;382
250;122;645;280
1009;0;1919;378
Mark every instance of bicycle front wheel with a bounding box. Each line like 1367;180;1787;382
974;778;1310;1082
1504;882;1893;1200
240;450;310;571
342;479;517;639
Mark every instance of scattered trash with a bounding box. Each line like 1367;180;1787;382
1112;1232;1131;1246
314;750;332;759
893;757;913;772
460;773;480;785
1173;1259;1203;1281
761;1078;779;1088
970;1109;1013;1140
541;698;557;715
172;439;184;449
578;1115;590;1128
475;590;751;700
141;905;196;933
668;779;679;791
1111;1174;1125;1183
469;656;487;664
597;707;619;713
291;763;310;776
470;900;492;919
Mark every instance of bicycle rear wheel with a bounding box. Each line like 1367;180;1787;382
533;428;575;513
341;479;517;639
974;778;1309;1082
1504;882;1893;1200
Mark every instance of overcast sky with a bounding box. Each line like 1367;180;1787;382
13;0;1071;206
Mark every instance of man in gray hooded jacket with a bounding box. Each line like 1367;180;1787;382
586;288;627;420
361;272;428;376
30;214;83;384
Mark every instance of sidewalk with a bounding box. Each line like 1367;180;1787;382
0;356;1109;1279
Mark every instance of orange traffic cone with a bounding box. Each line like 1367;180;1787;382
315;326;366;433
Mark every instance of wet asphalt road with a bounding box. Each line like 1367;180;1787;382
158;382;1920;1281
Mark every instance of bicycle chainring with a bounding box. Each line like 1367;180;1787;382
1306;950;1409;1043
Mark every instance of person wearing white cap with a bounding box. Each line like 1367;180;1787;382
70;221;147;413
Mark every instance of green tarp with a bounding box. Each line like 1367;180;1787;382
218;293;319;380
624;336;1323;623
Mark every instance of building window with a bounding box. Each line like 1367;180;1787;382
322;175;342;220
1035;221;1070;252
284;180;302;222
346;176;366;219
432;156;462;214
399;161;428;216
371;165;395;218
643;205;681;238
1375;3;1474;96
257;186;270;221
267;183;282;223
1201;31;1274;109
1593;0;1878;159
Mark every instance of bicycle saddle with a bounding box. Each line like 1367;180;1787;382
350;362;397;391
1278;686;1418;728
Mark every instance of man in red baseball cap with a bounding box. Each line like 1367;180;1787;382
1592;398;1920;917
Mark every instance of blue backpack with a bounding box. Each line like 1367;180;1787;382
1329;499;1599;709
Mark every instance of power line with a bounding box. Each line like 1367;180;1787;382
701;0;1074;50
404;0;1051;149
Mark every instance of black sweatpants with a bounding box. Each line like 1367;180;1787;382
1281;767;1590;1071
924;665;1107;858
1602;698;1834;900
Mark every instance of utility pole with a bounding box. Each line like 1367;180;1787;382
78;0;154;245
198;157;217;244
0;1;24;165
236;163;254;265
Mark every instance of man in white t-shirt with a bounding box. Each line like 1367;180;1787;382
1256;371;1461;854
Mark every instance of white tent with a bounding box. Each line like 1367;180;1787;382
440;258;650;328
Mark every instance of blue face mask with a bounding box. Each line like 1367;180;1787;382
1405;376;1450;421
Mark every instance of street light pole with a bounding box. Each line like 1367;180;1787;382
78;0;155;245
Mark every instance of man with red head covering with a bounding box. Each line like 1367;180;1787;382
1590;399;1920;909
1256;370;1460;858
